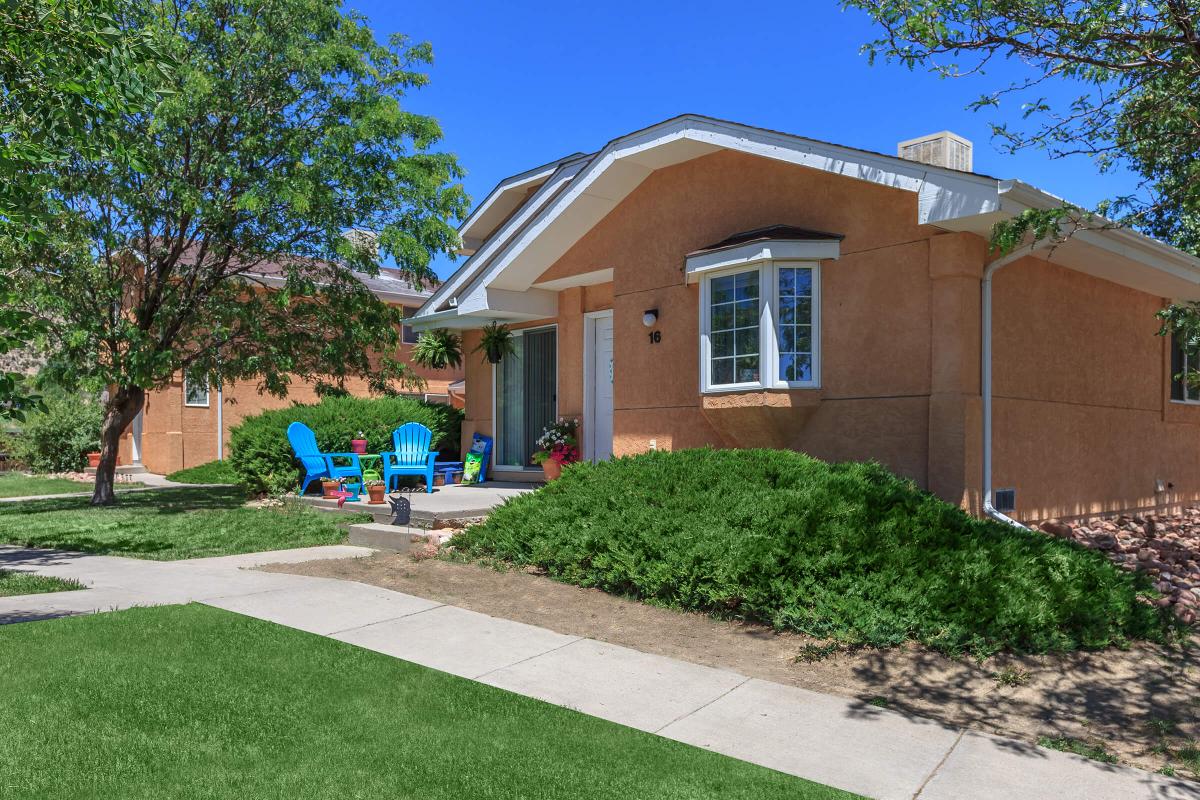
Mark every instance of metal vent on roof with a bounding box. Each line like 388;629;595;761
993;488;1017;513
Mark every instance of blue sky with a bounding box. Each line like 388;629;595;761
348;1;1127;279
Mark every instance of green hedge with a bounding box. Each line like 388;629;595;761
10;390;103;473
229;396;463;494
452;448;1173;657
166;460;241;485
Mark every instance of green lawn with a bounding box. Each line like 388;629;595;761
0;472;92;498
166;459;240;484
0;569;85;597
0;472;146;498
0;487;366;560
0;605;856;800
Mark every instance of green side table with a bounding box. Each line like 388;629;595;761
359;453;382;484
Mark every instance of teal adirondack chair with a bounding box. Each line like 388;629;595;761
287;422;363;495
381;422;438;493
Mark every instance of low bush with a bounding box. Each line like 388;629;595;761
229;395;463;494
452;448;1173;656
166;459;240;485
10;389;103;473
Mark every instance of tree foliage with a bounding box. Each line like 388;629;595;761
8;0;468;503
845;0;1200;251
0;0;171;419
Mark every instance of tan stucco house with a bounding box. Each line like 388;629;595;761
413;114;1200;524
119;266;464;475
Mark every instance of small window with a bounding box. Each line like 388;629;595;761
777;266;815;384
183;375;210;407
1172;334;1200;402
402;306;420;344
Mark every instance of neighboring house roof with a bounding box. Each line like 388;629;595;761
168;243;437;305
416;113;1200;328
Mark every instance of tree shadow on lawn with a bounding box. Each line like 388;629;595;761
0;486;247;518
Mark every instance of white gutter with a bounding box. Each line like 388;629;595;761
981;237;1057;528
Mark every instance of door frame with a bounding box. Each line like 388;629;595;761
582;310;614;462
491;323;559;473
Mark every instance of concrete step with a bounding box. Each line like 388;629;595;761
347;522;442;552
298;493;495;528
84;465;148;476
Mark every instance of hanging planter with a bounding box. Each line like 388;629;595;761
474;322;517;365
411;328;464;370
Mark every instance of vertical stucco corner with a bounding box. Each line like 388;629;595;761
927;231;986;509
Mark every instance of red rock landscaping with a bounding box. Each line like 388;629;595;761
1039;510;1200;624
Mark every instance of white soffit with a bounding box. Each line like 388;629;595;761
532;267;615;291
685;240;841;282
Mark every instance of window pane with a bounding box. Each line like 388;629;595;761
777;267;814;384
710;303;734;330
793;354;812;382
734;300;757;328
711;357;734;385
711;331;734;358
735;327;758;357
711;275;736;304
736;356;759;383
779;268;796;295
794;269;812;296
735;272;759;300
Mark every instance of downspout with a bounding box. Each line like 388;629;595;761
981;238;1056;528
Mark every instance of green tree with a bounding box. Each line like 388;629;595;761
12;0;468;504
844;0;1200;248
0;0;170;419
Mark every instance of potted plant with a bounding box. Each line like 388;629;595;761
86;451;101;468
531;418;580;481
474;321;517;364
411;328;463;370
350;430;368;454
364;479;386;504
320;477;341;498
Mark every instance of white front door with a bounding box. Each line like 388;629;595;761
588;314;614;461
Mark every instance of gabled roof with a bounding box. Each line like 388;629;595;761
418;114;1200;327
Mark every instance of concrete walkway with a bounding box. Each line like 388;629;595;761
1;545;1196;800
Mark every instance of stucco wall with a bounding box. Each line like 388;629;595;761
990;255;1200;520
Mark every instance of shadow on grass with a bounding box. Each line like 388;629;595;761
0;486;248;518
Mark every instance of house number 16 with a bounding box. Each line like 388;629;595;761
647;330;661;344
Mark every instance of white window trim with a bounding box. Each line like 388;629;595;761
183;375;210;408
699;260;821;394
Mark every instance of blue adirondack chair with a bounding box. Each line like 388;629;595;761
287;422;364;495
381;422;438;493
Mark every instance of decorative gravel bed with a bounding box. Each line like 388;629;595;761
1040;510;1200;624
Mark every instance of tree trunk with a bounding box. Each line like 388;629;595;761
91;386;145;507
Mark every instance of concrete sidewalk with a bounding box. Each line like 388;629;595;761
0;545;1196;800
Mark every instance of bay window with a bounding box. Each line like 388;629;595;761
700;261;820;392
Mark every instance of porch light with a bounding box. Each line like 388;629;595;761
642;309;658;327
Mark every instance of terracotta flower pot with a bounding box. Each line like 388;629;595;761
350;439;368;454
366;484;385;504
87;452;101;468
541;459;562;482
321;480;340;498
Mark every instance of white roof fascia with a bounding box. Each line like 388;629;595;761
454;115;1002;301
999;180;1200;287
416;157;590;319
456;153;587;256
685;239;841;282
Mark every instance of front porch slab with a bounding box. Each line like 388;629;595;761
296;481;536;526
